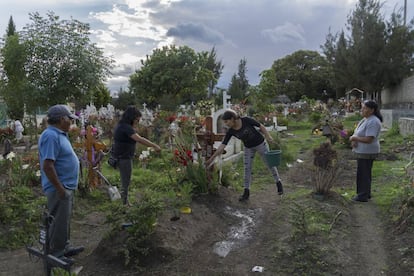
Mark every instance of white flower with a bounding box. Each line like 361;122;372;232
6;152;15;160
139;150;150;160
22;164;30;170
36;171;41;177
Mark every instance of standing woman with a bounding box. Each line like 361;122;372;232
113;106;161;205
206;109;283;201
349;100;383;202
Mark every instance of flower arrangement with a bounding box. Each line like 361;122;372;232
196;100;214;116
138;148;153;169
339;128;354;148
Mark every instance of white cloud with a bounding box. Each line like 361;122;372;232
261;22;306;45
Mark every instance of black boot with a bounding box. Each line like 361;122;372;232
239;188;250;201
276;181;284;195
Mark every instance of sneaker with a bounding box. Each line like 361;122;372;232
64;246;84;257
239;188;250;201
276;181;284;195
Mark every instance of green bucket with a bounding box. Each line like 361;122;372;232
265;150;282;167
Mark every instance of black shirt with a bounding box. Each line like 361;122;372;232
113;122;136;159
222;117;264;148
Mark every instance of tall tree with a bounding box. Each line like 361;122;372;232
382;10;414;88
129;45;217;110
259;50;334;102
1;18;28;120
322;0;414;103
6;16;16;37
203;47;224;98
347;0;386;100
78;83;111;108
227;58;249;101
20;11;113;109
323;30;350;98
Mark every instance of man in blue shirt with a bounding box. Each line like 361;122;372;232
38;104;84;258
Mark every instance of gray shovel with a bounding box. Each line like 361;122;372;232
93;167;121;201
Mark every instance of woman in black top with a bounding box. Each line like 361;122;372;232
206;109;283;201
113;106;161;205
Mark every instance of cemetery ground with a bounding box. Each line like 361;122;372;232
1;122;414;275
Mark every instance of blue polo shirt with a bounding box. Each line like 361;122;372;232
38;126;80;193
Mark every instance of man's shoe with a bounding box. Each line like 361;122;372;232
352;196;368;202
239;188;249;201
276;181;284;195
64;246;84;257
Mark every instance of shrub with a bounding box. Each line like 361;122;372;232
312;142;339;195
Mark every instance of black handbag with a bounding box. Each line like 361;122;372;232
107;146;118;169
107;155;118;169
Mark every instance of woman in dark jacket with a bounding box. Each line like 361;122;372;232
113;106;161;205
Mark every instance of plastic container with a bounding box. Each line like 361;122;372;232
265;150;282;167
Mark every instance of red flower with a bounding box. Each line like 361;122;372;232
174;149;193;166
167;115;177;123
179;116;188;122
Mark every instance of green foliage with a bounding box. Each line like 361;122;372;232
277;116;288;126
184;162;210;194
129;45;218;109
0;33;28;120
21;11;113;109
106;191;164;266
0;184;45;248
276;202;330;275
387;122;400;136
259;50;334;102
0;152;44;248
84;83;112;108
309;112;323;124
6;16;16;36
3;152;40;187
323;0;414;99
228;58;249;101
112;90;137;111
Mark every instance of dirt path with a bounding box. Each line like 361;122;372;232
351;202;388;276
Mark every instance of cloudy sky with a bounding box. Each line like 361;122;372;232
0;0;412;93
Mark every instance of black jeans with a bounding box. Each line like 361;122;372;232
356;158;374;199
